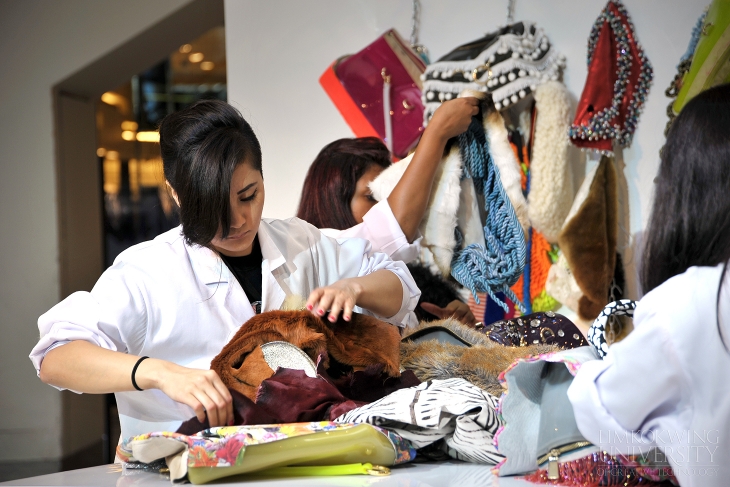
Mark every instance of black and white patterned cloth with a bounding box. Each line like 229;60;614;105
587;299;637;358
335;378;503;464
421;22;565;122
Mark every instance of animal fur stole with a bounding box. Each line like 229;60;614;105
400;318;556;396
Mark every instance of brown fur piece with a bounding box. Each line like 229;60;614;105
211;310;402;401
558;157;618;321
400;319;556;396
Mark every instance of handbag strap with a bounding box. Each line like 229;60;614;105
381;69;393;153
587;299;637;358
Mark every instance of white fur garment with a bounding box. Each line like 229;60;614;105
369;147;465;277
527;81;574;243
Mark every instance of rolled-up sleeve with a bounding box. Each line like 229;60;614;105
357;247;421;328
321;200;421;264
318;227;420;328
29;264;148;383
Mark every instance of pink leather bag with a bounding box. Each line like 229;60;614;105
320;29;426;159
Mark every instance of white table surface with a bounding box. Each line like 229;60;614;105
0;462;546;487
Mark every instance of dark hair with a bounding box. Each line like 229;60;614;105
296;137;391;229
159;99;262;246
640;83;730;294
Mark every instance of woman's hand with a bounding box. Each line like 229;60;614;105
420;300;477;327
40;341;234;427
306;278;363;323
425;97;480;143
137;359;234;427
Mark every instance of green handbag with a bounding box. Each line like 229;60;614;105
673;0;730;113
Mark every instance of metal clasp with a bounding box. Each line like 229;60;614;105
366;465;391;476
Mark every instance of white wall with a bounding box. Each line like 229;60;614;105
225;0;706;299
0;0;192;462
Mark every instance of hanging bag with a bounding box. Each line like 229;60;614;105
494;347;675;485
319;29;426;158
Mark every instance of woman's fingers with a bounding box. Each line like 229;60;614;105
305;288;323;313
210;372;234;426
306;280;360;323
420;301;449;319
191;376;231;427
327;296;343;322
450;301;477;326
158;363;233;427
421;300;477;327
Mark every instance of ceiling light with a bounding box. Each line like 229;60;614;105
121;130;136;141
96;148;107;157
136;131;160;143
106;150;120;160
121;121;138;131
179;44;192;53
200;61;215;71
101;92;124;106
188;52;204;63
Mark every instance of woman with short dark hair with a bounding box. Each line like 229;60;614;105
568;84;730;486
30;100;420;440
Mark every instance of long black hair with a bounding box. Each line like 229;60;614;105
641;84;730;351
158;100;262;246
640;83;730;294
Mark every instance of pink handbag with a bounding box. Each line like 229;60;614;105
320;29;426;159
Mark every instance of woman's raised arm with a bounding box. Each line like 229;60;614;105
386;97;479;241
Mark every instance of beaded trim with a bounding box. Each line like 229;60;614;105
422;22;565;123
569;0;653;150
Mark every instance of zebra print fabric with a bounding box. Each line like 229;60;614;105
335;378;504;464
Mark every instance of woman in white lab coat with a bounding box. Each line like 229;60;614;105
30;100;420;439
568;84;730;487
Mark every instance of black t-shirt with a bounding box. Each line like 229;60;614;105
219;236;263;313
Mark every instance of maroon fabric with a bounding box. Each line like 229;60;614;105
176;389;277;435
176;352;421;435
324;363;422;403
255;368;367;422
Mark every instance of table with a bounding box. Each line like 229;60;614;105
1;462;546;486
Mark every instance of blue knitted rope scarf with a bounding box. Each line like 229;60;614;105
450;116;527;313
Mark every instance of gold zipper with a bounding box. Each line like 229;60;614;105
537;441;592;480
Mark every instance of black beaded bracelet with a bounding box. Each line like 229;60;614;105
131;356;149;391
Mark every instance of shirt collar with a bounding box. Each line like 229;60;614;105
257;219;287;272
186;220;288;286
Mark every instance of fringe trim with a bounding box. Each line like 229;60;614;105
522;451;677;486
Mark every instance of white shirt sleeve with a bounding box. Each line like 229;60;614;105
29;262;149;384
320;199;422;264
568;299;686;454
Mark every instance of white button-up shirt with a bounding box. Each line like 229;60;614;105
320;199;422;264
30;217;420;439
568;265;730;486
